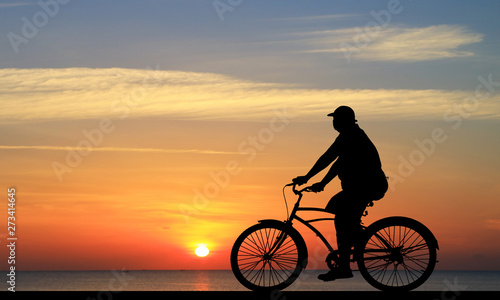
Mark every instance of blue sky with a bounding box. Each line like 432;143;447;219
1;0;499;90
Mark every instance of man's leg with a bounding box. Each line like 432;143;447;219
335;210;361;270
319;191;367;281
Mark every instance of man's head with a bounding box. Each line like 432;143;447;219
328;106;357;132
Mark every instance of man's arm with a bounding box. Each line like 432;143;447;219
294;142;338;185
320;160;339;186
309;160;339;192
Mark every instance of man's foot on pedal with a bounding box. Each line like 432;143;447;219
317;268;353;282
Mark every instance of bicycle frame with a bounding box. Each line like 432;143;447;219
284;184;337;253
281;183;394;262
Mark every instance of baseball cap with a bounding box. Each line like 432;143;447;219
327;106;356;122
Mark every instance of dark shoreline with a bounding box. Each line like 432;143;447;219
3;291;500;300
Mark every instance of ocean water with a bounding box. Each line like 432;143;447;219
6;270;500;291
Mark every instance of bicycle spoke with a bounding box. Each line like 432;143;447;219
404;255;429;270
275;262;293;281
239;244;262;257
249;261;265;285
263;228;272;253
403;242;429;255
256;229;268;253
269;261;287;283
243;235;263;253
371;261;390;282
242;260;263;278
401;261;421;282
272;258;297;270
247;233;265;254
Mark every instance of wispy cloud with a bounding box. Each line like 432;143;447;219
1;67;499;123
358;25;483;61
485;219;500;231
270;14;361;23
0;145;242;155
300;25;483;62
0;2;36;8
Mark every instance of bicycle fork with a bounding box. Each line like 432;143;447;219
265;230;288;259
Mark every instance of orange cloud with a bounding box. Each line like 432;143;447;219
0;145;241;155
485;219;500;231
1;68;499;123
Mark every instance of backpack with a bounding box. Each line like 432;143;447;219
371;169;388;201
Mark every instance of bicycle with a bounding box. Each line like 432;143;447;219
230;183;439;292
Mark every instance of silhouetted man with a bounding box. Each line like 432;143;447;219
293;106;388;281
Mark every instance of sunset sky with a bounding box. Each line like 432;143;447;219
1;0;499;272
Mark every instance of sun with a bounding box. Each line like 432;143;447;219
195;246;210;257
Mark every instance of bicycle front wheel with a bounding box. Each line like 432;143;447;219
230;221;308;292
357;216;438;291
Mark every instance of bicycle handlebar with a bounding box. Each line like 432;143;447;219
286;183;314;195
282;183;315;220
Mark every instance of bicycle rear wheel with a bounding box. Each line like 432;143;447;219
230;221;307;292
357;216;438;291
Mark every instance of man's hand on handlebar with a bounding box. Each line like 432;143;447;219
292;175;309;186
308;182;325;193
292;176;326;192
